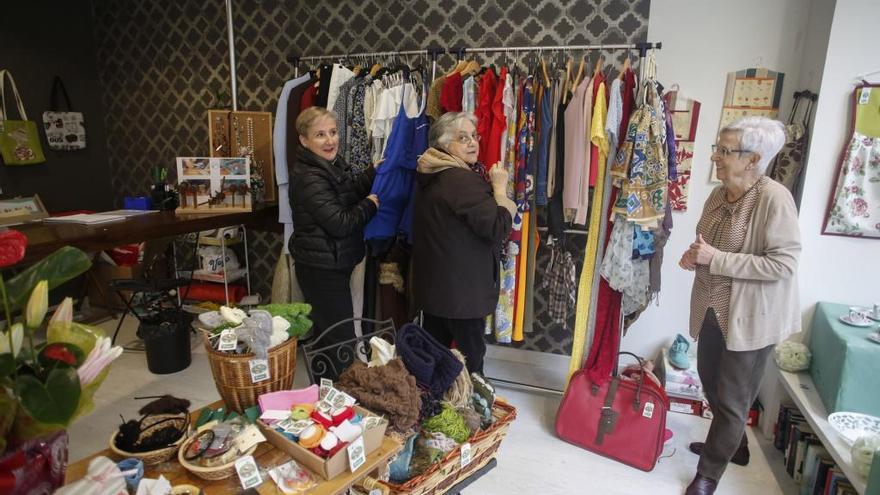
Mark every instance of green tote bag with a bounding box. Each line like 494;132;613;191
0;69;46;165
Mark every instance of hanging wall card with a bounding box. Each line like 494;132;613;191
665;90;701;211
176;157;252;213
713;67;785;182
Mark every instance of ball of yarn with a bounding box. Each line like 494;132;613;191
422;404;471;443
442;350;474;409
457;406;482;435
852;434;880;478
774;341;811;372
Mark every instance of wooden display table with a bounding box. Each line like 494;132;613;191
65;400;403;495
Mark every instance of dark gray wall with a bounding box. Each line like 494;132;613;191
0;1;112;212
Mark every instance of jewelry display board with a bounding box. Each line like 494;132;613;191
208;110;275;201
713;67;785;181
175;157;252;213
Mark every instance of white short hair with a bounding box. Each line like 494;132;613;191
721;117;786;175
429;112;478;149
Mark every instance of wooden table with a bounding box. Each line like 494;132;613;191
14;204;280;265
65;401;403;495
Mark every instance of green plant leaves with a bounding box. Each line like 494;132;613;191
5;247;92;314
15;367;81;425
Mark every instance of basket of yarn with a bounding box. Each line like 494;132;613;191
380;400;516;495
109;413;190;466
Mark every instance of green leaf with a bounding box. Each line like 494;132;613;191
5;247;92;314
0;353;14;378
15;367;81;425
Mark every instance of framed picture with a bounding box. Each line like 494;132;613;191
0;195;49;226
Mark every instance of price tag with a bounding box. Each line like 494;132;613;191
339;391;357;407
320;378;333;399
234;455;263;489
363;416;382;431
287;419;313;436
249;359;270;383
460;442;472;468
218;328;237;351
347;436;366;473
859;87;872;105
642;401;655;419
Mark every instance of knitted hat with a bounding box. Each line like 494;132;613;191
396;323;464;399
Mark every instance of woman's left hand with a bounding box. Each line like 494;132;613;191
689;234;717;266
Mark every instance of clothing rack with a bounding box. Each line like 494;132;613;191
288;40;663;396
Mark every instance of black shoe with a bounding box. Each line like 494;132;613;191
685;473;718;495
688;441;750;466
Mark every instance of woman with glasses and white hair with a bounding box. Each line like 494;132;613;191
412;112;516;375
679;116;801;495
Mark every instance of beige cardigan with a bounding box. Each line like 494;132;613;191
690;179;801;351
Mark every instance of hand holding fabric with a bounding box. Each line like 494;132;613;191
488;164;508;193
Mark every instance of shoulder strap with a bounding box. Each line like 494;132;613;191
595;377;620;445
0;70;28;121
49;76;73;111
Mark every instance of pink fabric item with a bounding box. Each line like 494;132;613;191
258;384;319;412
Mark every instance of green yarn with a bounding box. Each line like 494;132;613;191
422;403;471;443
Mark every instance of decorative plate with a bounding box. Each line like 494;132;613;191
828;412;880;446
839;315;874;327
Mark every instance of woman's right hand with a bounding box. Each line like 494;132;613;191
488;164;508;192
679;249;696;271
367;194;379;207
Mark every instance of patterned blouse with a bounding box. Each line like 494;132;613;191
692;176;768;340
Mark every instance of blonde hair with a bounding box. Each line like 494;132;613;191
295;107;338;137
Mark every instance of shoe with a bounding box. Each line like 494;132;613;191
685;473;718;495
688;442;750;466
669;334;691;369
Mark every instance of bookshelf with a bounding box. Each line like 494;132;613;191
778;368;867;494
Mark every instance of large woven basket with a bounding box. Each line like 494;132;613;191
202;331;297;412
381;400;517;495
109;413;189;466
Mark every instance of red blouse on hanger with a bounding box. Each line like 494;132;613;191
439;72;463;114
485;66;508;170
476;68;498;165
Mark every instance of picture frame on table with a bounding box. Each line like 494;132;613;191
0;194;49;226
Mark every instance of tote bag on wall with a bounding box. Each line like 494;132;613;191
42;76;86;151
0;69;46;165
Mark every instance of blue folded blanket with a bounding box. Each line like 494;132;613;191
396;323;464;399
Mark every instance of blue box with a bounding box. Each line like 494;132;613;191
123;196;152;210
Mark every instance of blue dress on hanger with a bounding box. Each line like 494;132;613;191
364;81;428;242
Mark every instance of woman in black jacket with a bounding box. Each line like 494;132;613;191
290;107;379;380
412;112;516;374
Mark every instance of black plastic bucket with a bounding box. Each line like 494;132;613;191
139;309;192;374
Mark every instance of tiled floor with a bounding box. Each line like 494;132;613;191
69;317;797;494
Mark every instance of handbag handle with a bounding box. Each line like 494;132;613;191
49;76;73;112
0;69;29;121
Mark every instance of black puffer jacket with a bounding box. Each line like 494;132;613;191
289;147;376;270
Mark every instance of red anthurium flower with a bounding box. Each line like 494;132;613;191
0;230;27;268
42;343;78;367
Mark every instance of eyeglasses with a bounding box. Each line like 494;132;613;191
711;145;753;157
455;133;481;145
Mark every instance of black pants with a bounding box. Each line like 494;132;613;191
696;309;773;481
421;313;486;374
295;263;355;381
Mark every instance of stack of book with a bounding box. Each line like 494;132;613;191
775;404;857;495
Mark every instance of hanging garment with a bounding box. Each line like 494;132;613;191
589;74;609;187
327;64;356;111
370;81;420;162
492;70;518;344
300;81;318;109
314;64;333;108
618;69;637;142
562;76;591;221
535;80;555;206
768;95;814;204
364;78;383;141
502;71;517;198
476;69;498;164
365;83;427;240
543;246;577;328
522;194;539;335
547;78;561;199
274;73;313;253
426;75;445;121
333;77;360;164
347;76;374;175
462;75;476;113
485;67;508;170
823;131;880;238
439;72;463;114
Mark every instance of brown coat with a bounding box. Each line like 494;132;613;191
690;179;801;351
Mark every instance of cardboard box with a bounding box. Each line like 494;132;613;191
668;395;703;416
257;406;388;481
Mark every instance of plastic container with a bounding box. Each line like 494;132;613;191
124;196;153;210
139;309;192;374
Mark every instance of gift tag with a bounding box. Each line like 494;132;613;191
249;359;270;383
859;87;872;105
363;416;382;431
642;401;655;419
320;378;333;400
235;455;263;489
460;442;473;468
218;328;238;351
287;419;313;436
339;390;357;407
347;435;366;472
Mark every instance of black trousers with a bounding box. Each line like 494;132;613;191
696;309;774;481
421;313;487;374
295;262;355;381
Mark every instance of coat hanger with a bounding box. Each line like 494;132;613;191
562;49;573;103
619;51;631;81
540;49;551;87
571;51;586;90
593;54;605;79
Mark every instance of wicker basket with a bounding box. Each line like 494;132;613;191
177;434;258;481
109;413;189;466
381;400;517;495
202;330;297;412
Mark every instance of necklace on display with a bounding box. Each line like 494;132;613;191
233;115;248;157
246;116;264;178
213;115;228;155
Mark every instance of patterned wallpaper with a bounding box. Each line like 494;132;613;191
90;0;650;354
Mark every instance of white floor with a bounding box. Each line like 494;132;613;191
69;317;798;495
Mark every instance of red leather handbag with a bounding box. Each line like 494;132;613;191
555;352;670;471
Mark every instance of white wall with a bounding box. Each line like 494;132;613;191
626;0;814;359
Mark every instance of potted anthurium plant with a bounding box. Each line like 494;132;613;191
0;230;124;493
